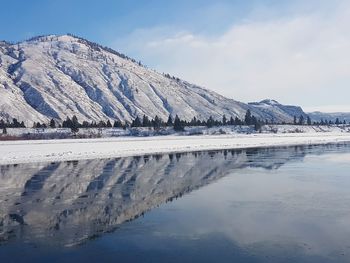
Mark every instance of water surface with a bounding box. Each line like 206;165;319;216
1;143;350;262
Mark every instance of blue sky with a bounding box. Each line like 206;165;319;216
1;0;285;42
1;0;349;111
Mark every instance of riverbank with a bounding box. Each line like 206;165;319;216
1;132;350;165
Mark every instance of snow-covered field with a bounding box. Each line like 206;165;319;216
3;124;350;138
1;132;350;165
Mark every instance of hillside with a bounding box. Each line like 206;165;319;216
249;99;307;122
0;34;306;125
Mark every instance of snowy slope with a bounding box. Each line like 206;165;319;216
0;42;48;122
249;99;307;122
1;34;306;124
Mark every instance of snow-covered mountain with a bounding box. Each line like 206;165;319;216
0;34;306;124
248;99;307;122
308;111;350;123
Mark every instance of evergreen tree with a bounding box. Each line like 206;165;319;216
307;116;312;125
35;122;45;128
253;118;263;131
173;115;184;131
293;116;297;125
71;115;80;133
82;121;90;128
190;117;197;126
97;120;107;128
0;119;5;129
49;119;56;128
234;117;241;126
222;115;227;126
2;126;7;135
335;118;340;125
12;118;20;128
113;120;122;128
229;116;234;125
166;115;173;127
298;115;304;125
152;115;162;129
251;115;257;125
206;116;215;128
131;116;142;127
214;119;221;126
62;117;72;128
251;116;262;131
142;115;151;127
123;122;129;130
106;120;112;128
244;110;252;125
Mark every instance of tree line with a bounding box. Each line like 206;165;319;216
0;118;25;134
1;111;348;135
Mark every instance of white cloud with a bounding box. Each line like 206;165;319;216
113;1;350;111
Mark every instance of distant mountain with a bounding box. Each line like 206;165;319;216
249;99;307;122
0;34;307;124
308;112;350;123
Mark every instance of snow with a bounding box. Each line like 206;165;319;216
248;99;306;122
1;132;350;165
1;34;307;125
3;124;350;138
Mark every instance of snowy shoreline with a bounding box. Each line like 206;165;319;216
1;132;350;165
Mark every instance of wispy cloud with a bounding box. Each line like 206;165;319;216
113;1;350;111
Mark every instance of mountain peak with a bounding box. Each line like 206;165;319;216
23;34;70;43
259;99;280;105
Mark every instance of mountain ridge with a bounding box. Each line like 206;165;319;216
0;34;307;125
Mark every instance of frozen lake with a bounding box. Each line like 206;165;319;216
1;143;350;262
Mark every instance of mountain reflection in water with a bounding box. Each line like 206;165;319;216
0;143;349;247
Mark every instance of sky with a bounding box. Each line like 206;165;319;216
1;0;349;112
